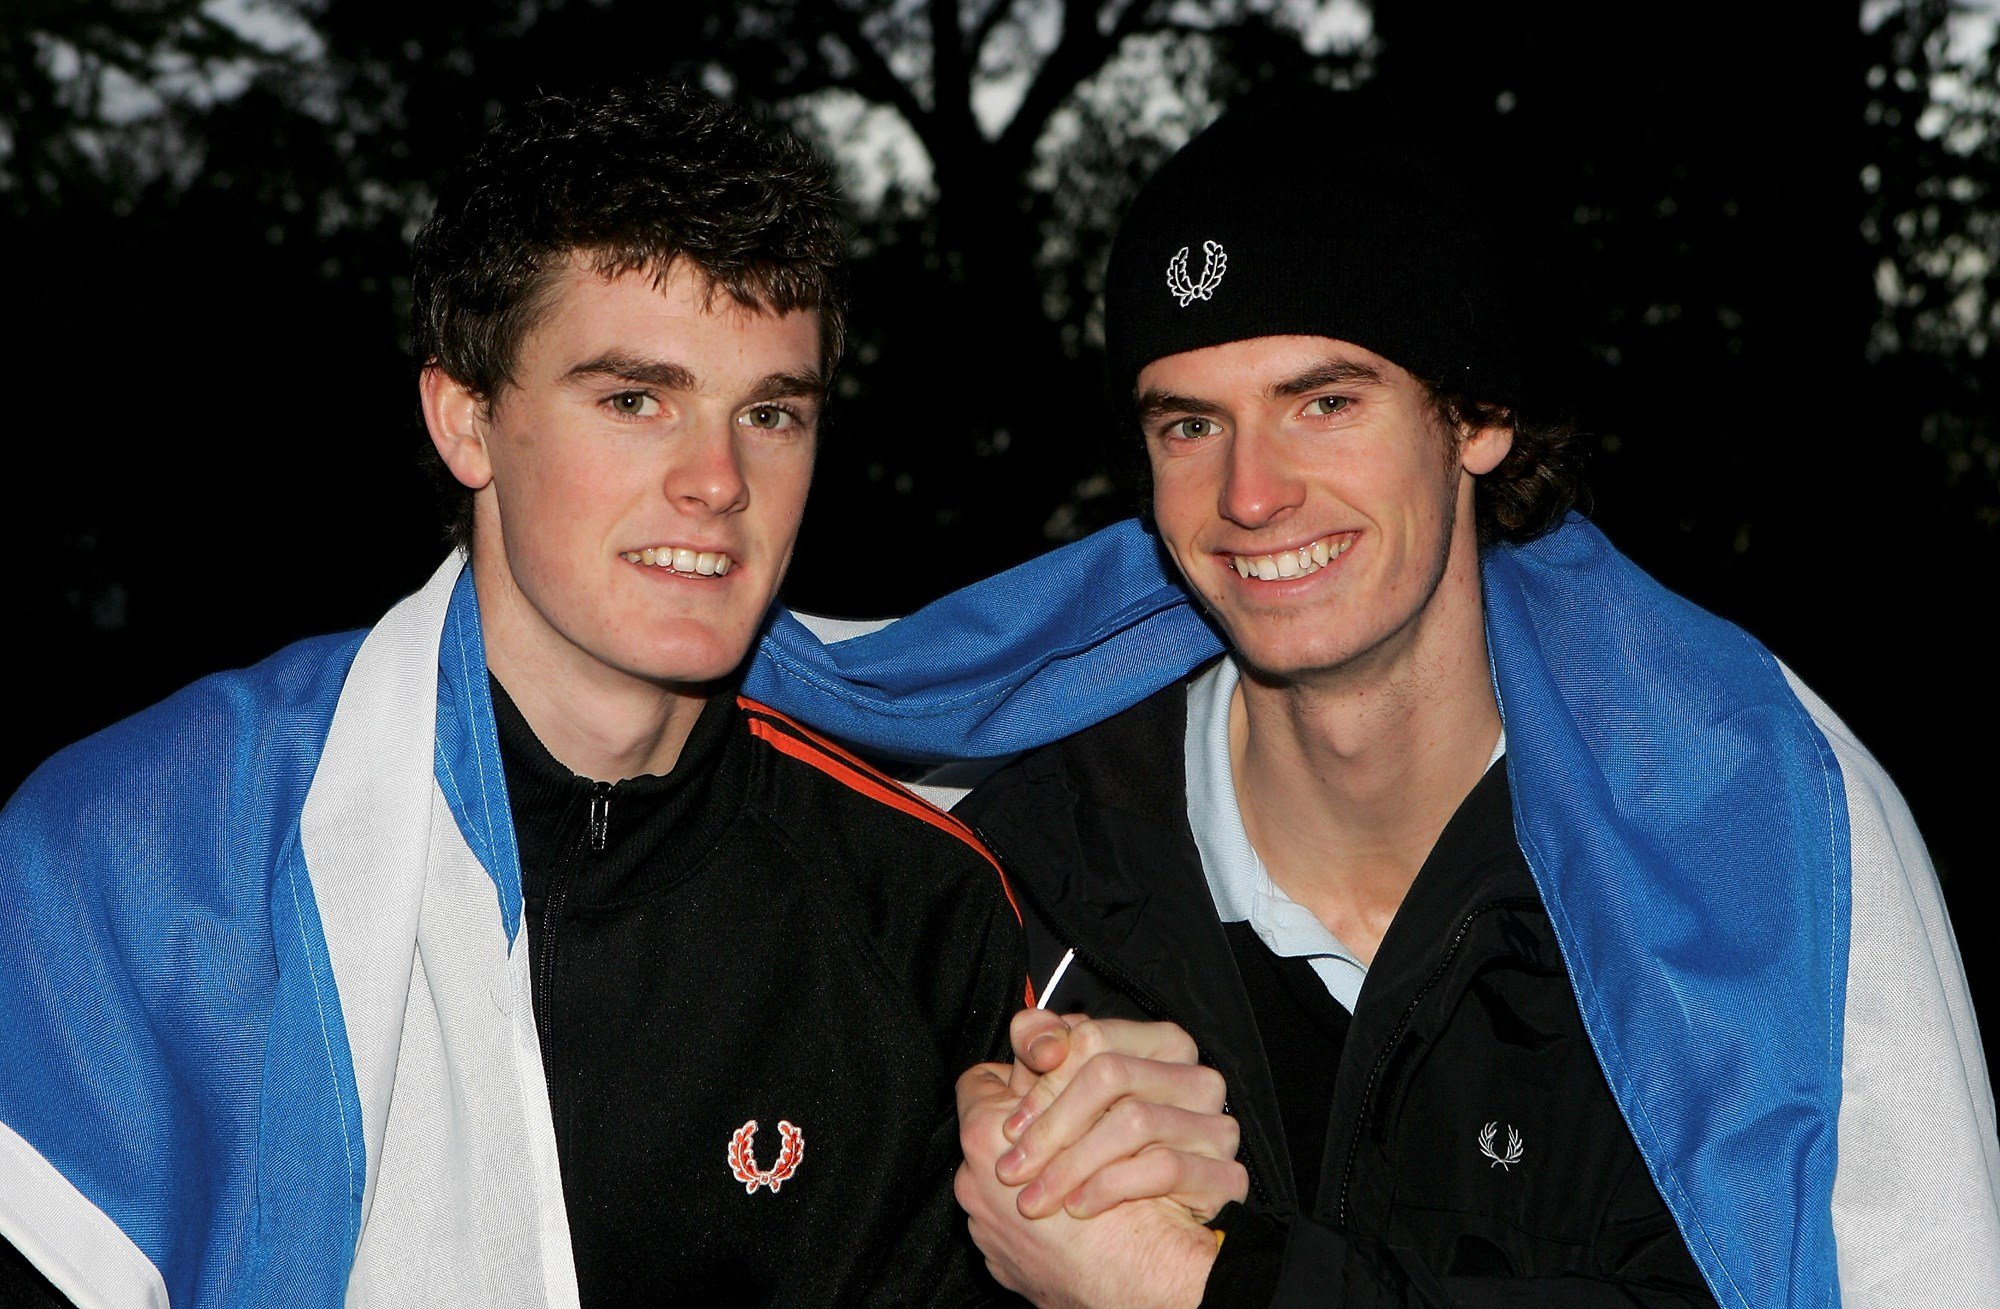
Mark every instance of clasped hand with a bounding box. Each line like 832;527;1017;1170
954;1010;1249;1308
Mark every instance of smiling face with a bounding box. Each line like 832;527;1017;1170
1139;335;1510;688
426;259;821;702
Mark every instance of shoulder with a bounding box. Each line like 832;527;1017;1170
1779;667;2000;1290
960;675;1191;829
1776;665;1938;914
6;628;368;848
2;628;369;1010
734;696;1021;921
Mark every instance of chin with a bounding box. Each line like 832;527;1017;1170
616;624;758;689
1228;627;1372;684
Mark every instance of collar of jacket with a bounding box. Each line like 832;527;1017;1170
490;672;747;912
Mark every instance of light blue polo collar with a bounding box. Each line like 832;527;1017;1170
1185;656;1505;1013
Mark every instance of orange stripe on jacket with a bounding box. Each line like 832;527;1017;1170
738;702;1034;1008
737;697;1025;931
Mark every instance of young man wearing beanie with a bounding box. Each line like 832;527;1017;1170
0;84;1044;1307
776;94;1997;1307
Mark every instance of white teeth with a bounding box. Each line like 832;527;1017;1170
1228;533;1353;582
623;547;735;576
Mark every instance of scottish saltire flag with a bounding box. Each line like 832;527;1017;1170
4;517;1995;1306
1;556;578;1308
748;515;2000;1309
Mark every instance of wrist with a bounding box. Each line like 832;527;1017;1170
1150;1219;1219;1309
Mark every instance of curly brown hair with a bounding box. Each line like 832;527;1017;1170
1423;384;1590;545
410;82;847;550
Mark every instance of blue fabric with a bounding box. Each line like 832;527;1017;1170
749;518;1225;762
1483;521;1848;1309
434;564;524;945
750;514;1849;1309
0;632;370;1306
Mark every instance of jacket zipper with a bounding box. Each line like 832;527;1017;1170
971;822;1277;1208
588;782;612;852
537;780;615;1095
1333;899;1520;1227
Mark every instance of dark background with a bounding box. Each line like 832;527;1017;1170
5;1;1995;1062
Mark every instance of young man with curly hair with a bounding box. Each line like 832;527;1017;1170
0;84;1035;1307
740;94;1996;1307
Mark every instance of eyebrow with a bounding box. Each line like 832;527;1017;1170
1134;390;1229;424
562;352;827;402
1269;358;1386;398
562;352;698;390
748;370;829;402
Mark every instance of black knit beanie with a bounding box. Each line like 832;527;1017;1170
1104;91;1522;407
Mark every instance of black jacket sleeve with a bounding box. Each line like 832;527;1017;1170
858;843;1028;1309
1202;1205;1715;1309
0;1237;78;1309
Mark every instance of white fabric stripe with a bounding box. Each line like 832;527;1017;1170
302;553;463;1223
301;552;578;1307
1784;669;2000;1303
792;611;894;643
0;1120;167;1309
344;788;578;1308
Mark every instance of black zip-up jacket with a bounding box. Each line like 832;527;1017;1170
495;680;1025;1308
958;681;1716;1309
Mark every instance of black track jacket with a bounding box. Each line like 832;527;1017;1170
497;681;1026;1308
958;680;1716;1309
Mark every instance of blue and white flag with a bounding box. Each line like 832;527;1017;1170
4;519;1995;1307
1;556;576;1308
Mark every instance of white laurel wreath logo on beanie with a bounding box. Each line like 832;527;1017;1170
1166;240;1227;306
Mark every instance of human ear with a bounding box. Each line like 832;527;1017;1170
420;365;493;491
1459;416;1514;477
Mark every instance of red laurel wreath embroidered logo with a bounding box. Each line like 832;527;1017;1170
728;1119;805;1194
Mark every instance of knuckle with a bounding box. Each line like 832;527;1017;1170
1076;1053;1124;1097
1068;1017;1109;1060
1107;1096;1157;1143
1192;1066;1228;1109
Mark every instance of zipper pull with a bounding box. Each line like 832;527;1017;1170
588;781;612;853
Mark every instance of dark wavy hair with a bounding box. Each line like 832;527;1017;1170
1421;383;1590;545
410;82;847;548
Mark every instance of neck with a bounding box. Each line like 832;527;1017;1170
473;563;709;784
1231;534;1499;960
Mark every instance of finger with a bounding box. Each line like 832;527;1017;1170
1006;1018;1204;1136
956;1062;1021;1161
1062;1148;1250;1223
1008;1008;1073;1076
1010;1098;1238;1217
956;1060;1016;1117
1001;1055;1228;1187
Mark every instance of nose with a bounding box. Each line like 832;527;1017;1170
665;422;749;514
1218;425;1302;530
